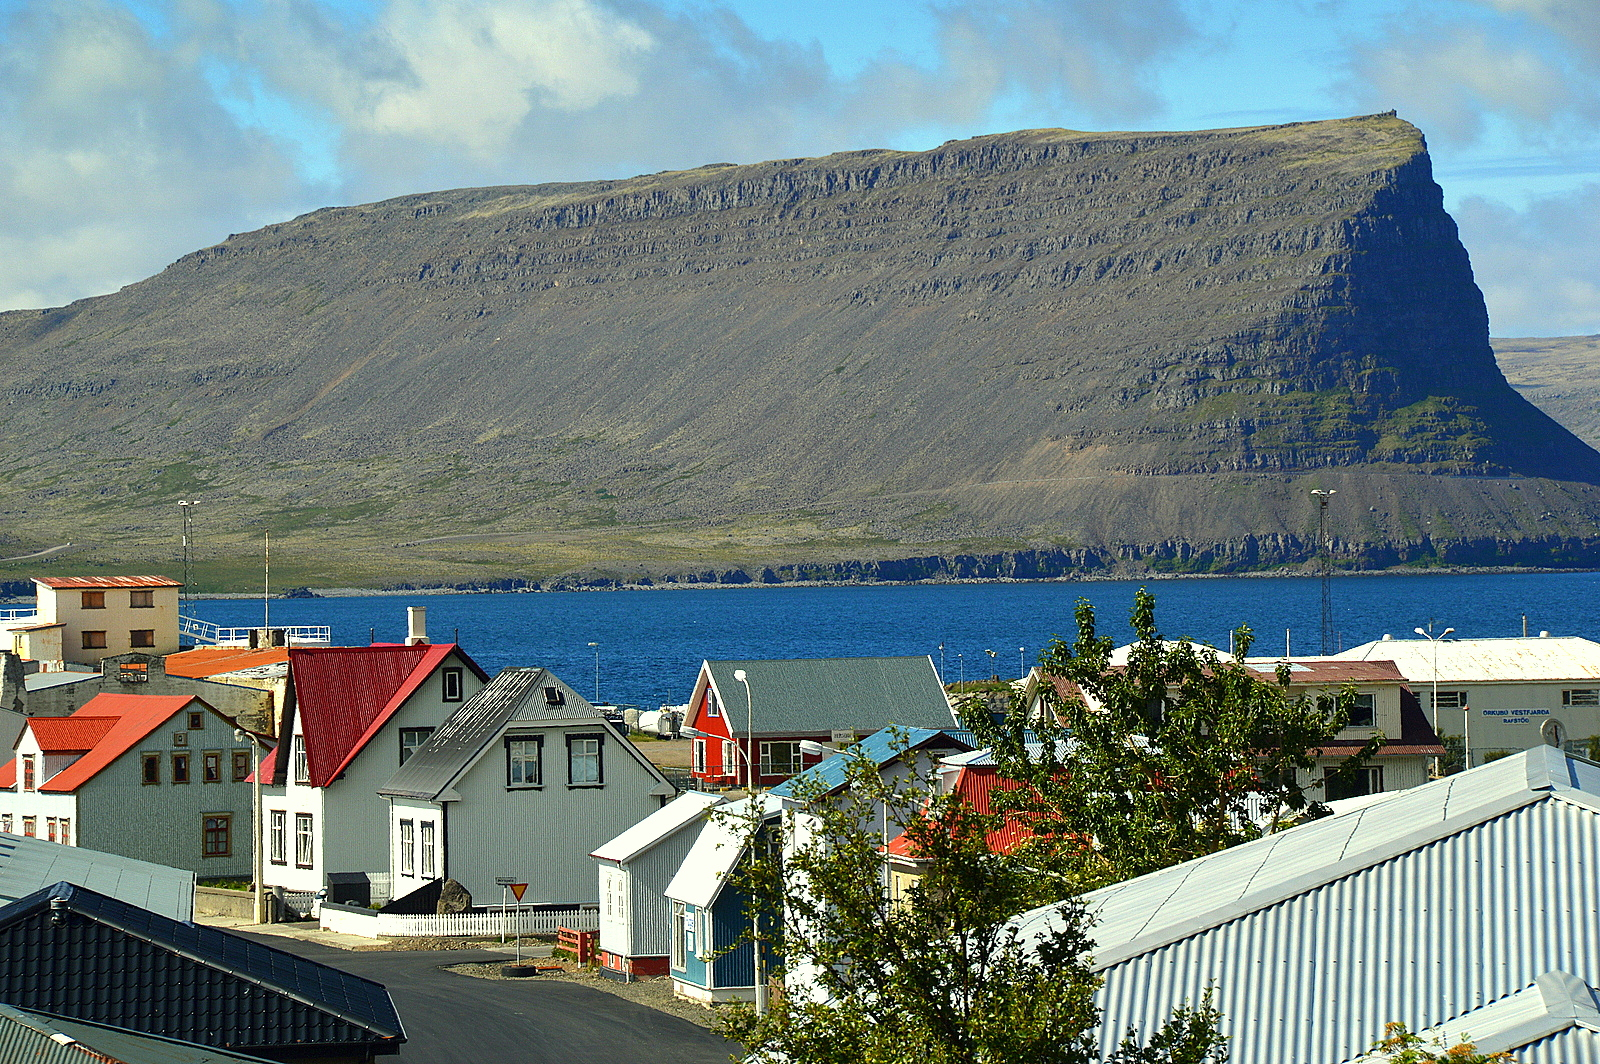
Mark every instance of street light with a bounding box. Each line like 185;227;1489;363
733;669;755;789
1415;625;1456;774
1312;490;1336;655
1019;646;1027;680
178;501;199;614
730;667;766;1018
588;643;600;703
234;727;267;924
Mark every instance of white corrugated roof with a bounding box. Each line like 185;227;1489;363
663;794;780;909
591;791;723;864
1360;971;1600;1063
0;833;195;921
1014;746;1600;1064
1333;635;1600;683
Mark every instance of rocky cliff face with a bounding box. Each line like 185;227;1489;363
3;113;1598;585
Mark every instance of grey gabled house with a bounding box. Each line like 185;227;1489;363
378;667;675;907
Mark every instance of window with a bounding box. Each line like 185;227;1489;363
203;751;222;783
130;630;156;648
543;686;565;706
21;755;34;792
722;740;737;777
1564;689;1600;707
1325;766;1384;802
691;738;706;774
442;668;464;702
1432;690;1467;710
672;901;690;970
1;815;11;833
172;731;187;747
295;813;314;867
399;820;415;876
760;741;802;777
81;590;105;609
270;810;287;864
22;817;35;837
172;752;190;784
567;734;603;787
81;631;107;650
203;814;231;857
58;818;69;846
142;753;160;785
421;822;436;879
292;735;309;784
507;737;542;788
46;818;56;843
1347;693;1377;729
399;727;435;766
188;711;204;730
705;690;720;718
232;749;251;782
129;590;154;608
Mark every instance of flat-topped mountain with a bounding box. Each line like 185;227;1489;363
4;113;1599;588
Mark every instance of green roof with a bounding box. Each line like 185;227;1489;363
700;656;954;737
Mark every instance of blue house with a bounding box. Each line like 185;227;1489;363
662;793;781;1004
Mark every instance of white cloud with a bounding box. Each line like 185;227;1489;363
1457;184;1600;336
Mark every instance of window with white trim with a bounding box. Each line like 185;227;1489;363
705;690;720;717
1564;689;1600;707
760;741;802;777
58;818;69;846
292;735;309;784
400;727;434;766
421;822;436;879
567;734;603;787
442;667;464;702
21;755;34;792
295;813;314;868
270;810;286;865
399;820;415;876
1;815;11;833
722;740;736;776
691;739;706;774
507;737;543;788
672;901;689;970
1431;690;1467;710
1325;765;1384;802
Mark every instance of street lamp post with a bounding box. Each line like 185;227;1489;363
1415;625;1456;774
1019;646;1026;680
1312;490;1336;655
730;667;766;1017
234;727;267;924
178;500;199;613
588;643;600;703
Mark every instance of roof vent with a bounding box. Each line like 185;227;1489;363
544;686;564;706
1541;631;1551;638
1381;634;1392;641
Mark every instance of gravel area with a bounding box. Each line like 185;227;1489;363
442;960;722;1030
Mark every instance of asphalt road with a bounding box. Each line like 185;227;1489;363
235;934;737;1064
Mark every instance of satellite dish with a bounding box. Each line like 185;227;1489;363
1542;717;1566;748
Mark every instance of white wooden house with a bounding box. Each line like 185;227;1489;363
591;790;723;978
0;693;253;876
378;667;675;908
257;643;488;893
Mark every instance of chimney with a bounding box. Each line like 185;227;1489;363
406;606;428;646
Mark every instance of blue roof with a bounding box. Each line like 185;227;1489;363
770;727;972;798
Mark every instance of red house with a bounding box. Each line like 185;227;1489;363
682;656;956;790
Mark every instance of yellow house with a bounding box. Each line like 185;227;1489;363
32;577;182;666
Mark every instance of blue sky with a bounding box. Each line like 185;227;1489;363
2;0;1597;336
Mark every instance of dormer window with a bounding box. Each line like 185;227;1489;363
544;686;565;706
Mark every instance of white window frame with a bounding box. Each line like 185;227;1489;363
294;813;314;868
759;741;802;777
507;737;543;788
1432;690;1467;710
705;690;720;718
442;667;464;702
421;822;436;879
722;740;737;777
292;735;309;785
270;810;286;865
567;734;603;788
399;820;415;877
400;727;434;766
1564;689;1600;707
672;901;689;970
691;739;706;774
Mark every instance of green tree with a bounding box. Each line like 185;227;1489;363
717;749;1228;1064
1363;1022;1512;1062
970;588;1382;888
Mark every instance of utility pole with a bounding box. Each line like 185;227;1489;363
1312;490;1336;655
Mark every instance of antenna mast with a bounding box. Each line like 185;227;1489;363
1312;490;1336;655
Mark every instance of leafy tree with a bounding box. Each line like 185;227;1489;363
969;588;1382;888
717;748;1228;1064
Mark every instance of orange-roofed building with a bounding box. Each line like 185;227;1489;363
0;692;254;876
14;576;183;667
164;646;291;679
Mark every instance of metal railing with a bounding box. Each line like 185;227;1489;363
0;608;38;622
179;616;332;646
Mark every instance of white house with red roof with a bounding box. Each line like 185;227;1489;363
257;644;488;893
0;693;253;875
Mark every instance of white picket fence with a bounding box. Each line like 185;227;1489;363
319;901;599;939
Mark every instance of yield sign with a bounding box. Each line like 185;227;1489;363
509;883;528;901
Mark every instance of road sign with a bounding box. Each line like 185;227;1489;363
510;883;528;901
495;876;516;886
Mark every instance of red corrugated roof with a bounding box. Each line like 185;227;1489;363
258;644;483;787
165;646;290;678
28;716;118;752
887;764;1039;860
7;694;209;792
34;576;182;589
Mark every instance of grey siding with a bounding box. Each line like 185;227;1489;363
626;824;707;959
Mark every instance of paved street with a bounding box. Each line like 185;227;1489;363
234;933;737;1064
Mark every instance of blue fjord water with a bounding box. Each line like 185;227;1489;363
183;572;1600;710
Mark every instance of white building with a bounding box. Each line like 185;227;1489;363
3;576;182;668
1335;634;1600;764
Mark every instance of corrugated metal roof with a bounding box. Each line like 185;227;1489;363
692;656;955;737
29;715;117;752
1373;970;1600;1063
664;794;781;909
261;644;486;786
0;882;404;1051
591;791;724;864
0;695;206;793
0;832;195;921
1012;746;1600;1064
1242;659;1408;684
1334;635;1600;683
23;671;97;692
164;647;291;679
378;666;602;800
0;1002;286;1064
35;576;183;589
768;727;972;799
